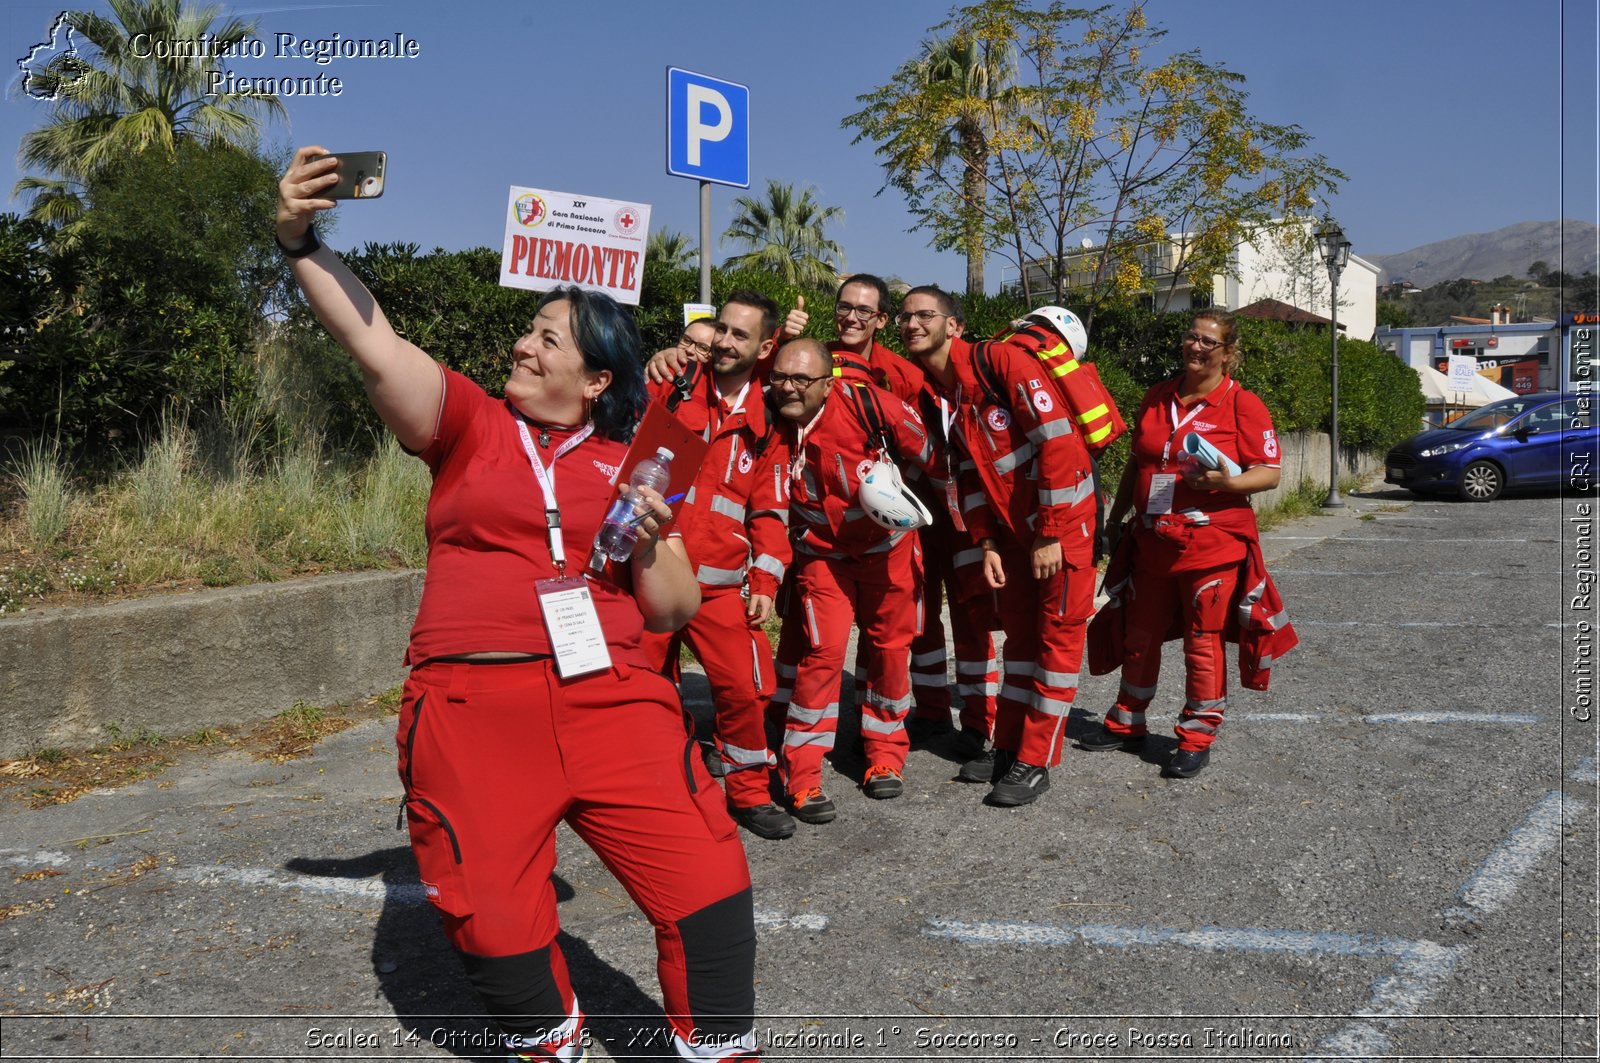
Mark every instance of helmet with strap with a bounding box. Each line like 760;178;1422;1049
859;460;932;530
1021;305;1089;359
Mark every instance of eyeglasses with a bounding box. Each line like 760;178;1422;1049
1183;331;1226;352
895;310;948;325
835;302;883;321
769;372;829;390
678;333;713;357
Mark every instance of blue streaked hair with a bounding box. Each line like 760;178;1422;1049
534;286;647;441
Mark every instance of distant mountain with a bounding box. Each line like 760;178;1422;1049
1367;219;1598;288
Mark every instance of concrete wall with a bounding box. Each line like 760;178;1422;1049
0;570;424;760
0;431;1380;760
1255;429;1385;511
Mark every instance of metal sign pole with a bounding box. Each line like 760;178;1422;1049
699;180;712;306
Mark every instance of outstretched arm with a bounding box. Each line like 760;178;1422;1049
277;146;441;452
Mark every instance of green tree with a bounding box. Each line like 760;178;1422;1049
847;32;1021;295
15;0;285;239
721;179;846;290
845;1;1342;316
646;227;698;271
2;140;287;453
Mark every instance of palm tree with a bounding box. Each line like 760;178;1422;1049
16;0;285;234
647;226;698;271
721;180;845;290
907;34;1020;296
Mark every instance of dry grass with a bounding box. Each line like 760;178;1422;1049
0;688;403;808
0;426;428;616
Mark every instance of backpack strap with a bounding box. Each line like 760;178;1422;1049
665;359;702;413
846;381;896;461
968;340;1011;411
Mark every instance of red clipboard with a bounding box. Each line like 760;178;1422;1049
601;396;710;537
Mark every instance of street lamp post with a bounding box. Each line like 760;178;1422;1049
1316;218;1353;508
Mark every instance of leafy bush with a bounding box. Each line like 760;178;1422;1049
1;142;288;458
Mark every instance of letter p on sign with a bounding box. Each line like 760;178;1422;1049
686;84;731;165
667;67;749;189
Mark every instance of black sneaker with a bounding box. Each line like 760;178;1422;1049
1162;748;1210;779
789;787;838;824
956;747;996;783
1077;725;1145;752
988;760;1050;806
729;802;796;840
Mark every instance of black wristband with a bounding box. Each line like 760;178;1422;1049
275;225;321;258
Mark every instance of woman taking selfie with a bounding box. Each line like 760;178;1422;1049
1082;309;1294;780
276;146;759;1062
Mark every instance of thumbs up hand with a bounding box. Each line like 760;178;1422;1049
780;294;808;341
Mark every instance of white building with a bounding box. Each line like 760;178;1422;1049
1018;219;1382;340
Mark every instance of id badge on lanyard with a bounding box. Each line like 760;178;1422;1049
940;392;967;532
515;413;613;677
1147;395;1203;516
535;577;611;677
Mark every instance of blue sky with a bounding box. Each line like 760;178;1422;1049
4;0;1597;291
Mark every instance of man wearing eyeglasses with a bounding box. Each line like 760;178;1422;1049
899;286;1106;807
765;338;935;824
642;291;797;840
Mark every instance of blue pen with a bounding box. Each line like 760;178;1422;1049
623;491;686;527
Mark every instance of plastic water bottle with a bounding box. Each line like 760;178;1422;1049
594;447;674;563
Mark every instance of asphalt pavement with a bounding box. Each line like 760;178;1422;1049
2;483;1595;1062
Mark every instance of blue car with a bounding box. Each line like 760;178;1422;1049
1384;393;1596;501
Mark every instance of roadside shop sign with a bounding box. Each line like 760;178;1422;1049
1447;354;1480;393
666;67;750;188
499;186;651;306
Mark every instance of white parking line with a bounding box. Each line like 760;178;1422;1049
163;863;831;931
1442;791;1582;922
1364;712;1540;725
1236;713;1538;725
924;917;1466;1061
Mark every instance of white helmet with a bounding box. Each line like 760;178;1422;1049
1022;305;1089;359
859;460;932;531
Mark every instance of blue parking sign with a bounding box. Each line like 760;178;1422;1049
666;67;749;189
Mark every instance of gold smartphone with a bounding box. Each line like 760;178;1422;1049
314;151;386;200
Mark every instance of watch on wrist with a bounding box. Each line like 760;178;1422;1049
275;225;321;258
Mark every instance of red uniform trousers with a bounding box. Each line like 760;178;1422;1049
1102;523;1246;752
774;538;919;793
908;521;998;736
397;658;757;1061
642;588;779;811
990;526;1095;768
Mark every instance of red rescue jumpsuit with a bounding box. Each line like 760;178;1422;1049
773;378;934;795
830;344;999;738
1100;375;1282;751
938;337;1101;769
641;370;791;810
399;369;757;1062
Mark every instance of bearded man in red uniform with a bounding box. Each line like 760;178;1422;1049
643;291;795;840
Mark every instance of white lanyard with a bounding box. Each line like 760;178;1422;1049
711;378;752;440
1162;379;1232;464
789;404;826;485
514;414;594;576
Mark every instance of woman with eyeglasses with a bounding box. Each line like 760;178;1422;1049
1080;309;1295;779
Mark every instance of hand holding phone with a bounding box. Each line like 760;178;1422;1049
312;151;386;200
